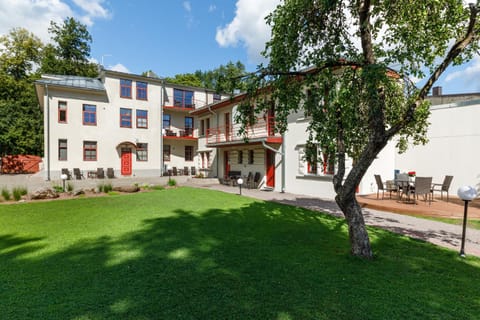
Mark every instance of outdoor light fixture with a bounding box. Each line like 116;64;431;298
60;174;68;192
457;186;478;257
237;178;244;195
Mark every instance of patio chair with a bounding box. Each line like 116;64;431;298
374;174;397;199
61;168;72;180
97;168;105;179
184;166;189;176
432;175;453;202
249;172;261;189
191;166;196;176
395;173;411;200
172;167;178;176
106;168;115;179
73;168;84;180
245;172;253;189
406;176;433;204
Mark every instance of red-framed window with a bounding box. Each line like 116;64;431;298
185;146;194;161
306;143;318;174
136;143;148;161
213;93;221;101
322;153;335;175
58;101;67;123
120;108;132;128
185;116;194;136
163;114;171;129
120;79;132;98
136;109;148;128
200;119;205;136
83;104;96;126
163;145;171;161
58;139;67;161
136;81;148;100
83;141;97;161
174;88;194;108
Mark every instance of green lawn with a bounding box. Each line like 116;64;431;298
1;187;479;319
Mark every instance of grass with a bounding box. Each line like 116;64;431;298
0;187;479;319
419;216;480;230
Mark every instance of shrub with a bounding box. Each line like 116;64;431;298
1;187;10;201
67;182;74;192
98;183;113;193
52;185;63;193
152;185;165;191
168;179;177;187
12;187;28;201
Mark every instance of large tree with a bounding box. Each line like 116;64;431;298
40;17;98;77
239;0;480;258
0;28;44;156
195;61;248;94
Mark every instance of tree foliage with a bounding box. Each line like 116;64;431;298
240;0;480;258
40;17;98;77
195;61;248;94
165;73;203;87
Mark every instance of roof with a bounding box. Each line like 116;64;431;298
35;74;105;92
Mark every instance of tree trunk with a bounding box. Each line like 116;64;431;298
336;192;373;258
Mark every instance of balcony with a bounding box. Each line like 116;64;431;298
163;127;197;140
206;116;282;146
163;104;195;113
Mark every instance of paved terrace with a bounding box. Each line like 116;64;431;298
1;174;479;257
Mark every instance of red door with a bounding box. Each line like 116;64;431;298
266;150;275;187
224;151;230;178
121;148;132;176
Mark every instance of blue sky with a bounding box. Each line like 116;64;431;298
0;0;479;94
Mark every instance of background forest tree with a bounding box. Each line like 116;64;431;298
0;17;98;157
239;0;480;258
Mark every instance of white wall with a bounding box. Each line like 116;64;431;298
396;103;480;193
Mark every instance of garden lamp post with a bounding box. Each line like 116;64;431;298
237;178;244;196
60;174;68;192
457;186;477;257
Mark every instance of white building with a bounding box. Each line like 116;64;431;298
35;70;226;180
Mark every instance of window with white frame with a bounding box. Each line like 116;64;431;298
297;143;335;176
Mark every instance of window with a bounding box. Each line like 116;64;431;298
213;93;221;101
136;143;148;161
83;104;96;125
137;81;148;100
136;109;148;128
206;118;210;134
200;119;205;136
185;117;193;136
238;150;243;164
248;150;254;164
58;139;67;161
306;143;318;174
185;146;194;161
120;79;132;98
120;108;132;128
83;141;97;161
174;89;194;108
58;101;67;123
163;145;171;161
163;114;171;128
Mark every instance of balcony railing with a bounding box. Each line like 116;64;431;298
206;116;278;145
163;127;195;138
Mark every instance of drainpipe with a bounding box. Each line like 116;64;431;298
160;79;165;176
45;84;50;181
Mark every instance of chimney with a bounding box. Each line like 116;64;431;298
432;86;442;96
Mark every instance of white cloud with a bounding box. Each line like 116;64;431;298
0;0;110;43
215;0;280;64
183;1;192;13
107;63;130;73
445;56;480;82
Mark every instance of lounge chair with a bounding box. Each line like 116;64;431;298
61;168;72;180
107;168;115;179
432;175;453;202
73;168;84;180
97;168;105;179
